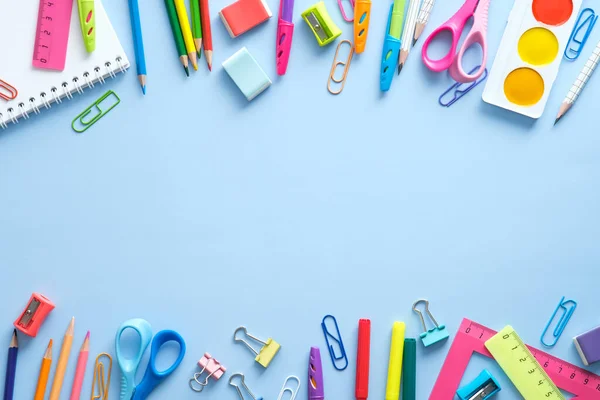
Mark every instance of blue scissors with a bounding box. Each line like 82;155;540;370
116;318;186;400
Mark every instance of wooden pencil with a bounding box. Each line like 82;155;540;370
3;329;18;400
69;332;90;400
34;340;53;400
165;0;190;75
49;317;75;400
190;0;202;56
200;0;213;70
174;0;199;70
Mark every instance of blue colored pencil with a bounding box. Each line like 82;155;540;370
3;330;18;400
128;0;147;94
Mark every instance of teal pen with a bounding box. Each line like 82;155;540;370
77;0;96;52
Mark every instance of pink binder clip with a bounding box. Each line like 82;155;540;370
337;0;355;22
189;353;227;392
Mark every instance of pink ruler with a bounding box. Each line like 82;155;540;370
33;0;74;71
430;318;600;400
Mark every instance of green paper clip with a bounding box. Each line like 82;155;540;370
302;2;342;46
71;90;120;133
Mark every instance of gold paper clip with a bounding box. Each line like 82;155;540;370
91;353;112;400
277;376;301;400
328;40;354;95
233;326;281;368
71;90;120;133
0;79;18;101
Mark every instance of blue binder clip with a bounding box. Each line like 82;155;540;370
565;8;597;61
457;370;501;400
439;66;488;107
380;3;401;92
321;315;348;370
540;296;577;348
412;299;449;347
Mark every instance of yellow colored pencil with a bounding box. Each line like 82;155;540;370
34;340;53;400
49;317;75;400
174;0;198;70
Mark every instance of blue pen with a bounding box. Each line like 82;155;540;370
380;3;403;91
128;0;147;94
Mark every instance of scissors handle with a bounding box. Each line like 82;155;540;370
132;330;186;400
449;0;489;83
116;319;153;400
421;0;479;72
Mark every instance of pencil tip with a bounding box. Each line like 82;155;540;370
397;64;403;75
185;67;190;77
412;38;417;47
554;117;560;125
208;64;212;72
142;85;146;95
85;331;90;340
12;329;16;335
49;339;53;347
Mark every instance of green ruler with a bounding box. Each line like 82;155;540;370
485;326;565;400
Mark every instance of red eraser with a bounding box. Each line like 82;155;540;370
14;293;55;337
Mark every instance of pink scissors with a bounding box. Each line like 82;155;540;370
421;0;490;83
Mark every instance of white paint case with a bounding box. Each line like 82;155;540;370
482;0;582;118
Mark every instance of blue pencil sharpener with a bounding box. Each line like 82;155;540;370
457;369;501;400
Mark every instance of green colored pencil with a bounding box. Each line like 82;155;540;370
190;0;202;57
164;0;190;76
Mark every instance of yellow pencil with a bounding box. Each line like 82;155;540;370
49;317;75;400
174;0;199;70
34;339;53;400
385;321;406;400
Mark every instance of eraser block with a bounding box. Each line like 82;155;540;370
219;0;272;38
223;47;271;101
574;326;600;366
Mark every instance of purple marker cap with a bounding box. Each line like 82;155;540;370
309;347;325;400
574;325;600;366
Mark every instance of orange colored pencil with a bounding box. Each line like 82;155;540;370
49;317;75;400
200;0;212;70
34;340;53;400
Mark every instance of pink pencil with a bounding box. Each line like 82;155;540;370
69;331;90;400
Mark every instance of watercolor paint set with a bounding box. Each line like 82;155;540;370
483;0;582;118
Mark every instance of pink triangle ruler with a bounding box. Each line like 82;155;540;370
33;0;75;71
430;318;600;400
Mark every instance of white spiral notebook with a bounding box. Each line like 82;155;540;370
0;0;130;129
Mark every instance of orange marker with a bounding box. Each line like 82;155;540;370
353;0;372;53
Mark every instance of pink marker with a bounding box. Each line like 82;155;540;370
69;331;90;400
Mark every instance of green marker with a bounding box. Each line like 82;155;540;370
164;0;190;76
389;0;406;39
77;0;96;52
402;338;417;400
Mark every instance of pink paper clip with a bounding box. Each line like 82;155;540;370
0;79;18;101
189;353;227;392
338;0;355;22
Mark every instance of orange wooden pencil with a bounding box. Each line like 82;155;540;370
34;339;52;400
200;0;213;70
49;317;75;400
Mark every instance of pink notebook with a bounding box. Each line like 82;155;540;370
219;0;272;38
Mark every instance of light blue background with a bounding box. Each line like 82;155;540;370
1;0;600;398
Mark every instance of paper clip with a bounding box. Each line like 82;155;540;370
234;326;281;368
413;299;449;347
229;373;263;400
0;79;18;101
321;315;348;371
337;0;355;22
71;90;120;133
439;66;488;107
277;376;301;400
189;353;227;392
91;353;112;400
328;40;354;95
565;8;597;61
540;296;577;348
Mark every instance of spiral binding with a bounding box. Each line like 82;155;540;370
0;56;127;129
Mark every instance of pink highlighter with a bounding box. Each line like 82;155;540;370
276;0;295;75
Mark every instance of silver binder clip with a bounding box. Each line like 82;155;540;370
233;326;281;368
229;373;263;400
